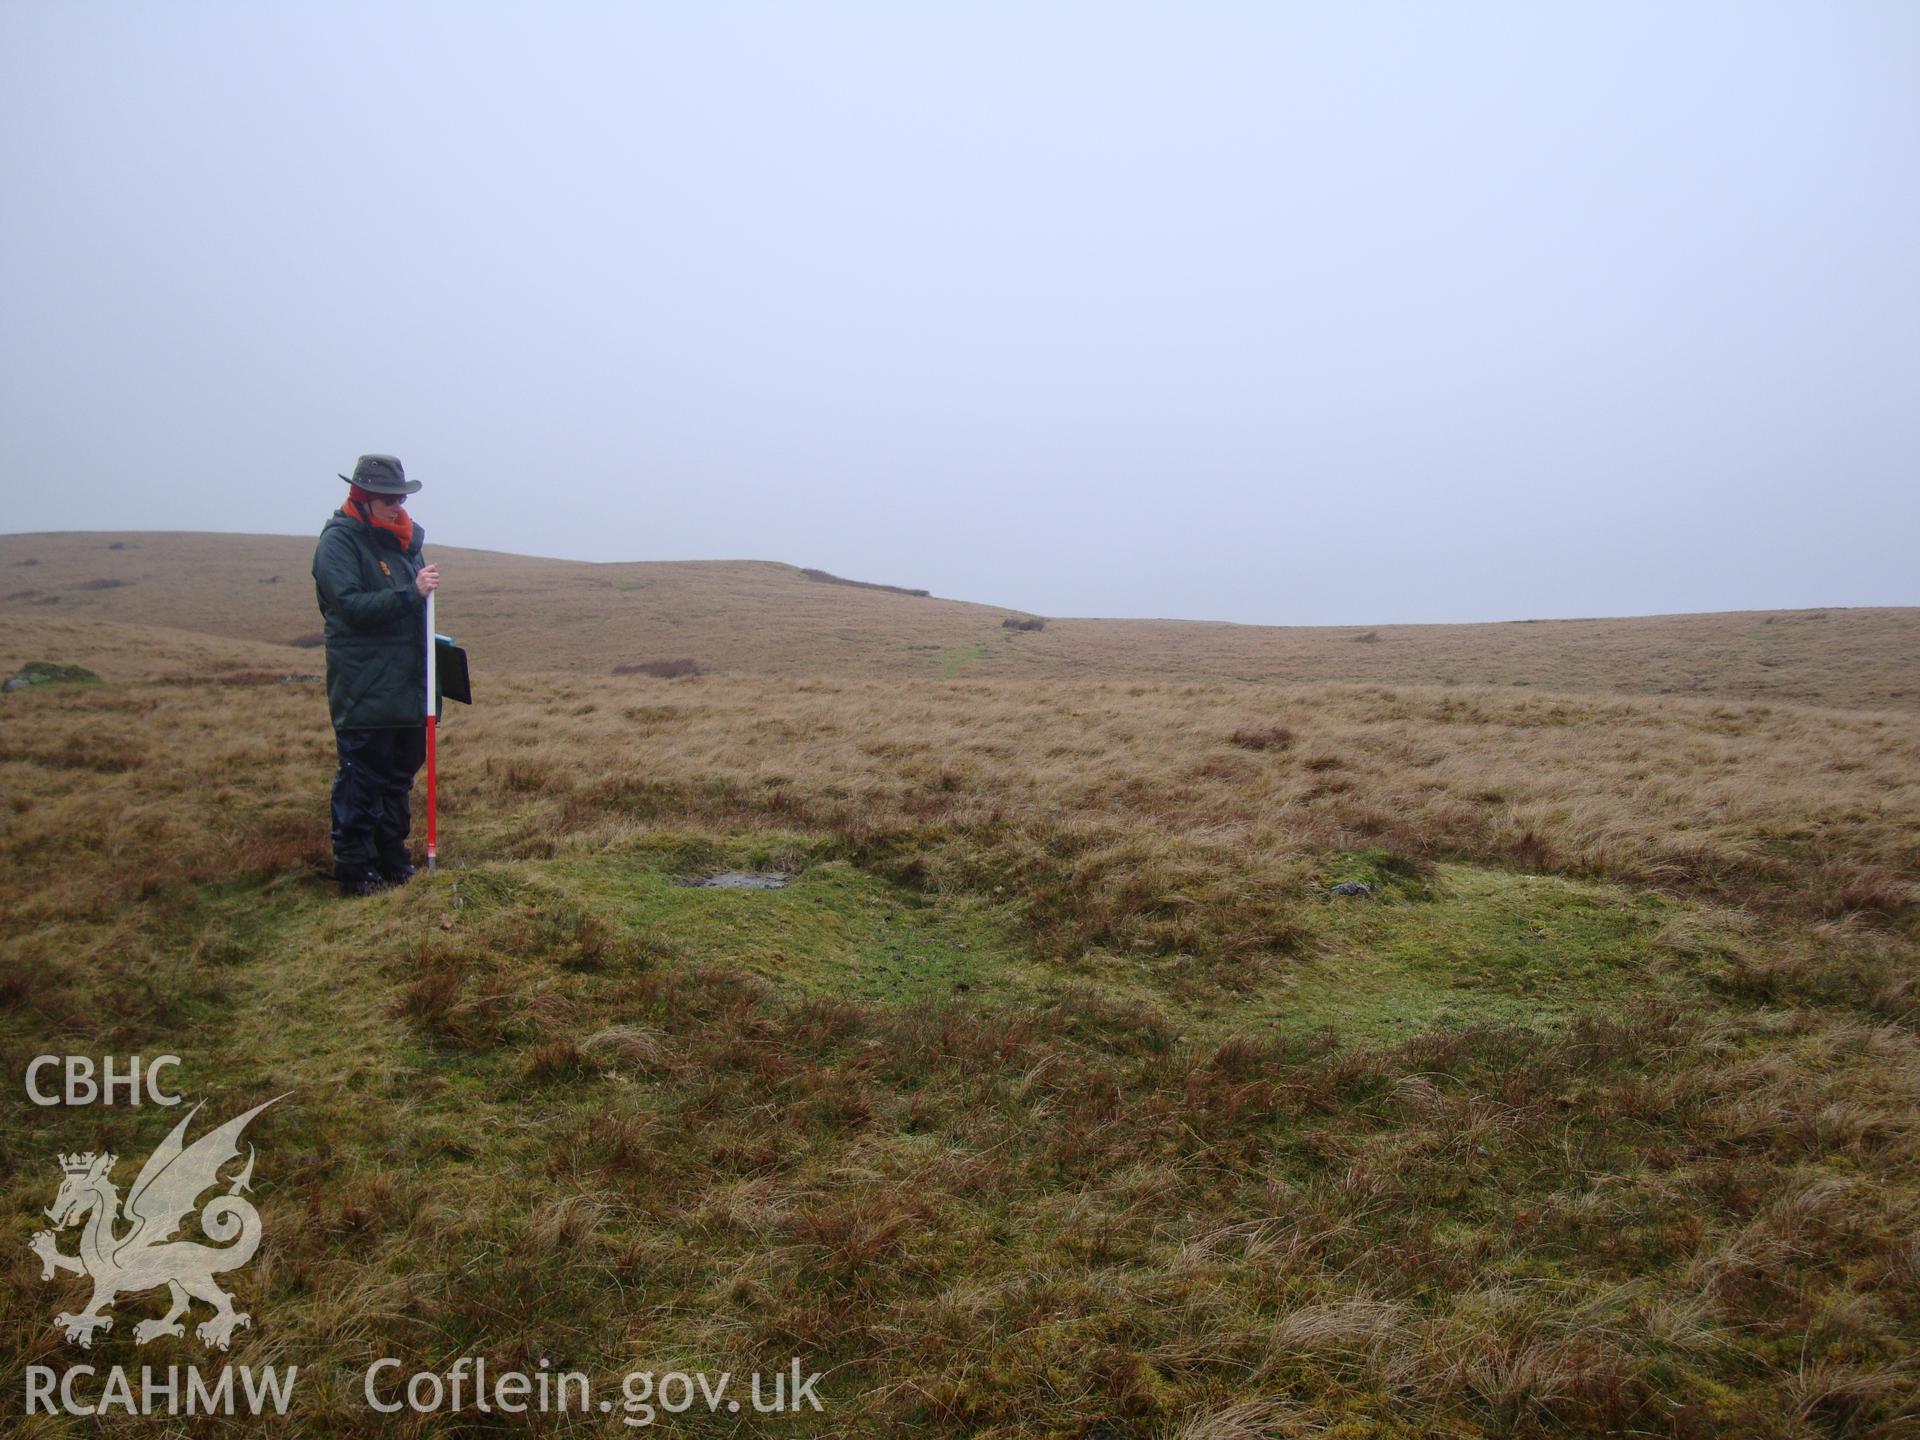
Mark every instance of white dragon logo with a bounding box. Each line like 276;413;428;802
29;1097;282;1350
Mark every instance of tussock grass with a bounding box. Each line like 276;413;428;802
2;624;1917;1435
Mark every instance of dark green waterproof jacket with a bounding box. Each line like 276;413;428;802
312;509;431;730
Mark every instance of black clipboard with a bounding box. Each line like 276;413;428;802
435;635;472;705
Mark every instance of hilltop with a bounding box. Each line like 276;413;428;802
2;529;1915;707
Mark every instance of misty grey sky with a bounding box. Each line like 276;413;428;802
3;2;1915;625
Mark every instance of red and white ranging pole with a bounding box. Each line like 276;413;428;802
424;589;438;872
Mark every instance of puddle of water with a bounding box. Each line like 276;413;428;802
686;871;791;890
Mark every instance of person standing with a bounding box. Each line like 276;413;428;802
312;454;441;896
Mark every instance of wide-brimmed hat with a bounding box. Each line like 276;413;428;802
338;454;422;495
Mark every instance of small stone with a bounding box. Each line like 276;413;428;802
4;661;101;692
685;871;790;890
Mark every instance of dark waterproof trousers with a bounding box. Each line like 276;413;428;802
330;726;427;881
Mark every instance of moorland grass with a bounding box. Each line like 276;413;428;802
3;530;1917;708
1;648;1916;1437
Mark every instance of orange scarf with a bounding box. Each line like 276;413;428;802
344;487;415;551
